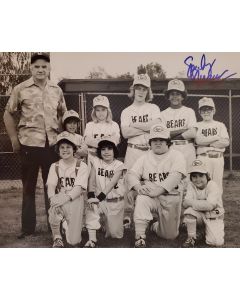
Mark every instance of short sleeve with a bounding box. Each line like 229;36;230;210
120;108;131;128
220;123;229;139
46;163;58;187
5;86;20;113
83;122;92;139
151;104;161;120
58;89;67;117
74;162;89;190
188;108;197;128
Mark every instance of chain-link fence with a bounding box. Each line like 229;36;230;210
1;88;240;190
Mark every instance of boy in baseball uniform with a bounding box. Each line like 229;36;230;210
84;95;120;161
161;79;197;171
195;97;229;193
84;138;126;247
121;74;161;227
47;131;88;247
127;124;186;247
121;74;161;169
62;110;88;159
182;159;224;247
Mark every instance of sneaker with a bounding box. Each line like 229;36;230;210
135;237;146;248
84;240;97;248
182;237;196;248
148;218;158;232
123;216;131;230
53;238;64;248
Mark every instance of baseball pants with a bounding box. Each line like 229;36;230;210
184;207;224;246
134;193;182;240
124;147;149;218
171;143;196;172
85;199;125;239
49;196;84;245
197;155;224;193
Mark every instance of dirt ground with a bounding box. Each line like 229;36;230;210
0;174;240;248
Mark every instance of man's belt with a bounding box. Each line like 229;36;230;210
106;197;124;203
128;143;150;151
171;140;192;145
199;152;223;158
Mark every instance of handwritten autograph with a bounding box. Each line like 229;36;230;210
184;54;237;80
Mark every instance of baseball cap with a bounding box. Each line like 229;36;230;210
93;95;110;108
133;74;151;88
31;52;50;64
62;110;80;124
98;137;117;147
166;79;186;93
198;97;215;109
56;131;76;145
189;159;208;174
149;124;170;140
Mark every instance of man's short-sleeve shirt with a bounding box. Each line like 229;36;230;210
5;77;67;147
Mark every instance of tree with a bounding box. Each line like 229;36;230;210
116;72;134;79
0;52;31;95
137;62;166;79
175;70;187;78
86;66;113;79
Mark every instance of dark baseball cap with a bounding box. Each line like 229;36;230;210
31;52;50;64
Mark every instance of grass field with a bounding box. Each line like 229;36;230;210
0;174;240;248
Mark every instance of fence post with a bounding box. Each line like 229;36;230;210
79;92;86;134
229;89;233;176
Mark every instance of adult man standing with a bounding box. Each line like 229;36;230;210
3;52;67;238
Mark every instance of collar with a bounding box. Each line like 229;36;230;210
24;77;59;88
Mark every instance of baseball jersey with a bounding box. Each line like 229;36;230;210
184;180;224;212
120;103;161;145
128;149;186;193
160;106;197;134
47;158;88;193
195;120;229;154
91;157;126;199
84;121;120;145
5;77;67;147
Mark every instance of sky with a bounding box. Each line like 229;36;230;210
50;52;240;81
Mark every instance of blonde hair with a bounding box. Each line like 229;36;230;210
128;85;153;102
91;107;113;123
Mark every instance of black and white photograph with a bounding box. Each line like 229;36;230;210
2;1;240;300
0;52;239;248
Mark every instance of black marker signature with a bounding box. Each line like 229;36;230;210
184;54;237;80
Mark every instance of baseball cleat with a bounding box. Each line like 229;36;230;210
84;240;97;248
135;237;146;248
52;238;64;248
182;237;196;248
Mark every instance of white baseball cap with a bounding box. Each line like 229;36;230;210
62;110;80;124
198;97;215;109
166;79;186;93
93;95;110;108
149;124;170;140
56;131;76;145
133;74;151;88
189;159;208;174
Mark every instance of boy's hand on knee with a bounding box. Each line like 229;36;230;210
87;198;99;209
